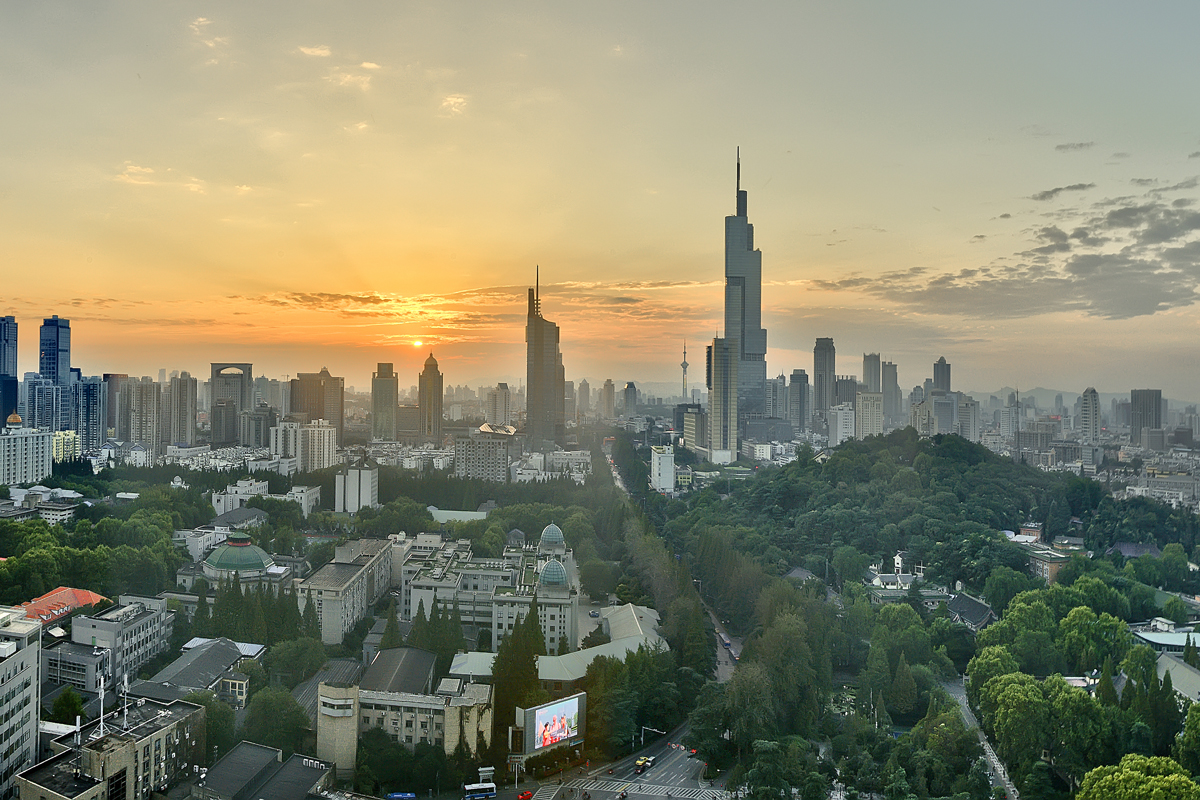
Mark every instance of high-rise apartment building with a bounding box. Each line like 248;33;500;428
103;373;128;434
933;357;951;393
372;363;399;441
862;353;881;394
485;383;512;425
600;379;616;419
39;315;71;385
418;354;443;442
577;378;590;417
1130;388;1162;446
122;377;161;459
1080;387;1101;444
291;367;346;446
300;419;338;472
564;380;576;422
0;605;40;799
210;363;253;448
881;361;901;425
813;338;836;412
623;382;637;416
168;371;198;446
788;369;809;433
724;155;768;423
526;282;564;451
706;337;738;461
765;374;788;419
25;376;67;432
1;414;53;485
0;316;16;377
71;376;107;452
855;392;884;440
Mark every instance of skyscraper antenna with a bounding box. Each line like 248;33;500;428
536;265;539;301
736;147;741;191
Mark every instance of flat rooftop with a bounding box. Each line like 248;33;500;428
19;751;100;799
303;562;365;591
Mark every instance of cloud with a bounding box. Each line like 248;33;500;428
1056;142;1095;152
998;213;1012;219
440;95;468;116
189;16;228;54
1131;178;1158;186
360;62;381;69
299;45;331;57
1190;152;1200;159
1112;152;1131;159
328;73;371;90
1031;183;1095;201
113;163;206;193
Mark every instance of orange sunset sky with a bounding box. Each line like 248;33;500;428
4;3;1200;399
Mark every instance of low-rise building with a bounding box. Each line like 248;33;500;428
42;596;173;692
190;741;332;800
296;539;393;645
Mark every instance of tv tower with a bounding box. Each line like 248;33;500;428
681;341;689;400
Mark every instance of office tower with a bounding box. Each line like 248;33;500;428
881;361;901;425
0;315;15;377
862;353;881;393
578;378;590;416
210;363;253;447
813;338;836;412
724;153;768;419
834;376;858;407
418;353;443;441
526;280;564;451
39;315;71;384
372;363;399;441
855;392;884;440
71;377;107;451
788;369;809;433
290;367;346;446
933;357;951;393
601;379;616;419
167;371;198;446
0;375;14;423
564;380;576;422
623;382;637;415
239;402;277;448
956;394;981;442
1080;387;1101;444
486;383;512;425
1130;389;1162;446
122;377;161;458
706;337;738;459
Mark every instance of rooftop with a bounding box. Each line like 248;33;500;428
150;637;245;691
301;562;365;591
18;750;100;799
360;647;437;694
292;658;363;723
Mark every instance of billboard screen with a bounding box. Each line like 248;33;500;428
523;692;586;753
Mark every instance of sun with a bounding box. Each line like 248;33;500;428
413;340;423;347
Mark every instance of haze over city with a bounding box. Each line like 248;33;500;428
4;3;1200;398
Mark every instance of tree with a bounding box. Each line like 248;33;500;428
183;691;236;763
745;739;790;800
49;687;86;725
1076;754;1200;800
302;589;320;639
965;646;1018;710
1174;703;1200;777
264;638;328;689
380;600;403;650
1163;595;1190;627
241;687;310;757
888;653;918;717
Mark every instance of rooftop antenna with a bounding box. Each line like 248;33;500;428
122;674;129;728
681;341;689;400
94;674;108;739
736;146;741;191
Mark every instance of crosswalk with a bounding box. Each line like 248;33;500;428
562;778;728;800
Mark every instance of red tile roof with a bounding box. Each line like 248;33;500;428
21;586;109;624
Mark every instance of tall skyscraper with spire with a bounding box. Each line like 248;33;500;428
419;353;443;442
526;273;564;451
724;151;767;422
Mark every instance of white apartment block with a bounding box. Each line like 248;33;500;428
650;445;675;493
0;606;40;799
855;391;884;440
0;418;52;488
297;539;393;645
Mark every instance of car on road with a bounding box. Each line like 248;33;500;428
518;791;533;800
589;610;600;618
635;756;655;774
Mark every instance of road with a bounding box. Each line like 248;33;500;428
697;600;741;683
942;678;1019;800
554;736;728;800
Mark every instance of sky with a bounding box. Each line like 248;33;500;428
4;2;1200;400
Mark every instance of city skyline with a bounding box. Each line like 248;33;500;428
4;4;1200;397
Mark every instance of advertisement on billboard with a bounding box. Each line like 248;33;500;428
523;692;586;753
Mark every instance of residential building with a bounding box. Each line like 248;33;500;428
454;423;516;483
577;378;590;417
1080;387;1100;444
418;354;443;442
829;404;855;447
0;605;40;799
0;316;15;378
526;282;564;451
371;363;398;441
600;379;616;419
855;391;883;440
484;383;512;426
1131;388;1163;447
299;419;338;472
71;377;107;452
622;382;637;416
650;445;675;493
296;539;393;645
290;368;345;446
862;353;881;393
788;369;808;434
335;455;379;514
0;414;52;486
881;360;901;425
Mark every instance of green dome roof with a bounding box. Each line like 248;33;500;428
539;560;568;586
204;532;274;573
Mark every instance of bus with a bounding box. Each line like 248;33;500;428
464;783;497;800
719;633;731;648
